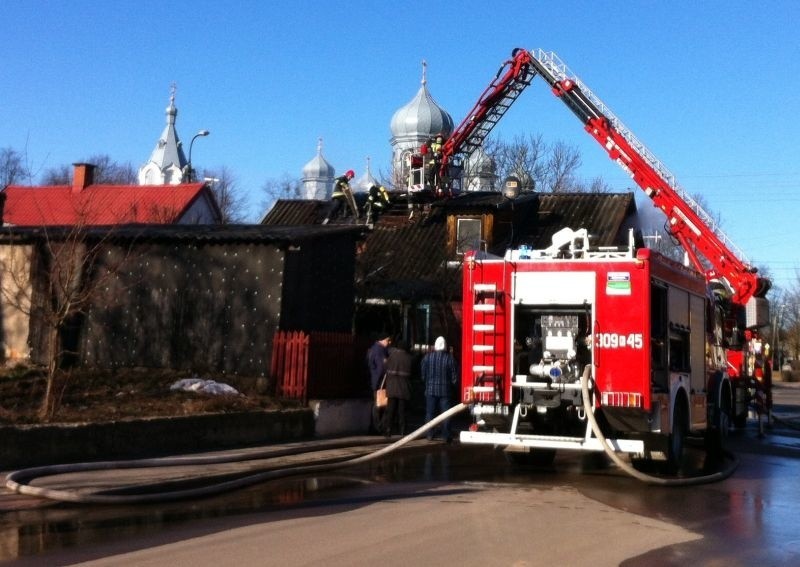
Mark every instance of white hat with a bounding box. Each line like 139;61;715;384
434;336;447;351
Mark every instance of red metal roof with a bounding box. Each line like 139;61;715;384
1;182;208;226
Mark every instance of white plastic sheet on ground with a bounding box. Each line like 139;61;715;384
169;378;241;396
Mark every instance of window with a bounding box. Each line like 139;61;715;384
456;218;482;255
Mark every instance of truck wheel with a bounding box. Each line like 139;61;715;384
667;401;687;474
706;389;731;461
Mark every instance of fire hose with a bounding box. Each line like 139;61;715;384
579;365;739;486
6;369;739;503
4;403;468;504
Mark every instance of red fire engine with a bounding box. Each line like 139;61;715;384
456;49;771;469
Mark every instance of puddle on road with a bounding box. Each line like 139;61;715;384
0;444;524;562
2;439;757;564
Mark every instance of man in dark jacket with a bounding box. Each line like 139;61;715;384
383;340;413;437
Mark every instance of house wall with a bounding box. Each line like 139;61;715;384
177;194;219;224
80;240;286;376
281;232;356;333
0;244;33;362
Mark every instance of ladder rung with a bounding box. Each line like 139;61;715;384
474;284;496;292
473;365;495;372
473;304;495;312
473;345;494;352
474;324;494;332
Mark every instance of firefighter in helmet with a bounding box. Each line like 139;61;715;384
365;184;391;224
323;169;357;224
426;134;446;193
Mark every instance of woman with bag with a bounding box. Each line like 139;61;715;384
382;340;413;437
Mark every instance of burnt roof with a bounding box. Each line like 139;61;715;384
527;192;637;248
263;191;638;300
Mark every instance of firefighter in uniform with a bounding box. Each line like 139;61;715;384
323;169;358;224
426;134;445;193
365;184;391;224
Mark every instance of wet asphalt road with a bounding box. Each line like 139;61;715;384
2;382;800;565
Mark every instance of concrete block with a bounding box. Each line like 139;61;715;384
309;398;372;437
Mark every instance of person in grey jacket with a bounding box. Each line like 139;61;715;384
382;340;413;437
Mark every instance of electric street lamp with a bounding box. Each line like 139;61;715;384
185;130;210;182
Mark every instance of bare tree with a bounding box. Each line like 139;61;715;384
201;165;248;224
544;141;582;192
261;174;303;212
572;176;613;193
483;134;547;192
780;275;800;363
482;136;585;193
0;212;137;420
40;155;136;185
1;147;31;187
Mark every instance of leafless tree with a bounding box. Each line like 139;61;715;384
201;165;248;224
0;212;137;420
260;175;303;213
572;176;613;193
1;147;31;187
544;141;582;193
778;276;800;363
481;135;585;193
40;154;136;185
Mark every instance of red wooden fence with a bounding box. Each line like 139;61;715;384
271;331;370;403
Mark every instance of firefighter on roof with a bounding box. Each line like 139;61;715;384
322;169;358;224
365;184;391;224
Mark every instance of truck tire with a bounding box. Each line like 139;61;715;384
706;385;732;461
667;399;687;474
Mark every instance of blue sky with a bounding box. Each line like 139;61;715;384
2;0;799;292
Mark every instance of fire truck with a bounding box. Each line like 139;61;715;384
455;49;772;469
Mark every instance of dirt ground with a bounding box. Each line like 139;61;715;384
0;364;288;425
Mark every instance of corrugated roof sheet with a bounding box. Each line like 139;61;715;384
530;192;637;247
1;182;211;226
262;191;637;300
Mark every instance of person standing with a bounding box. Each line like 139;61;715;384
421;336;457;442
322;169;357;224
382;340;413;437
367;333;391;434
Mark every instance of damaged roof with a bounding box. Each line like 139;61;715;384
262;190;638;300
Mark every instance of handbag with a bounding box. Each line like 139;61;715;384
375;375;388;408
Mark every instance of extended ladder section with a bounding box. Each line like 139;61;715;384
440;52;536;178
523;49;766;304
528;50;747;266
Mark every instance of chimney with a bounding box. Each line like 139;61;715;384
72;163;96;193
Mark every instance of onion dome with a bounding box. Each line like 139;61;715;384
353;157;379;193
390;61;453;142
302;138;335;180
302;138;335;199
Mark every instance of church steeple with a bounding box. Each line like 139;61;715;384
138;84;189;185
301;137;335;199
389;60;453;186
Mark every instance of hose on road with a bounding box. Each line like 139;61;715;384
5;403;468;505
